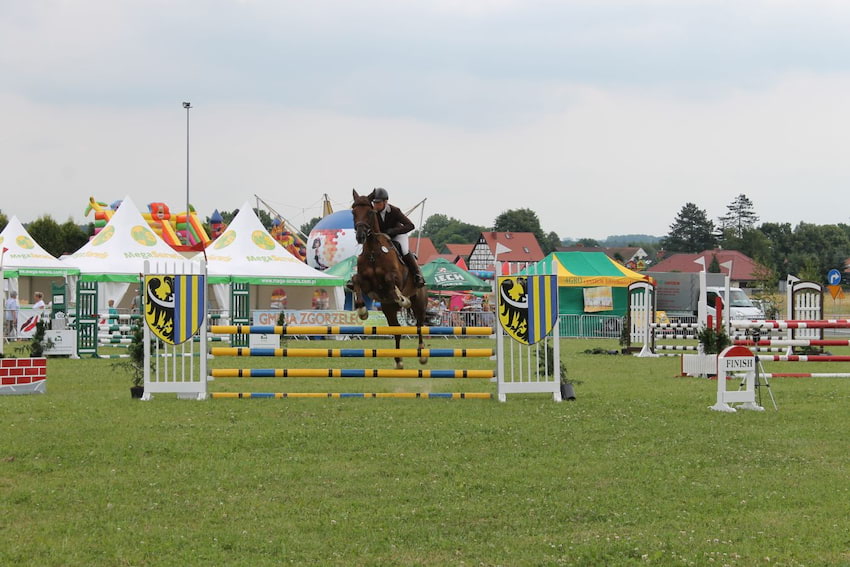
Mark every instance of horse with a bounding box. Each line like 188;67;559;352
350;189;428;369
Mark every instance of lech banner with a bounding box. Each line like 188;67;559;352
144;274;206;345
497;275;558;345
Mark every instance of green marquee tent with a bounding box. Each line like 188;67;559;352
519;251;653;317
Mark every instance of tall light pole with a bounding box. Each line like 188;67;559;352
182;101;192;244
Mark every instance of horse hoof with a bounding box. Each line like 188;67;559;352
419;357;427;365
395;361;404;370
356;308;368;320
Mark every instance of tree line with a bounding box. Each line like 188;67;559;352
4;195;849;288
662;194;850;285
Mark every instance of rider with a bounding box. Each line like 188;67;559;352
371;188;426;288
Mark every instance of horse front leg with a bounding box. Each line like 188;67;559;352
352;276;369;320
392;285;411;309
417;327;427;365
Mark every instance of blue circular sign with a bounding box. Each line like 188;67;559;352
827;269;841;285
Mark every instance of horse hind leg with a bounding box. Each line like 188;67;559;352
384;307;404;370
414;293;428;365
394;333;404;370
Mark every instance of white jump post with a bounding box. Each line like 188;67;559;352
709;345;763;413
495;273;562;402
141;259;208;400
628;281;657;357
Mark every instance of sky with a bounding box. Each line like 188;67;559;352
2;0;850;241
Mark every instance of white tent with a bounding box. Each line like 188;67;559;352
206;203;344;311
61;195;190;309
1;216;79;340
1;216;78;279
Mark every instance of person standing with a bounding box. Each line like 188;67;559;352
33;291;46;311
4;290;19;340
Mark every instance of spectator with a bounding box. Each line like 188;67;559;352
107;299;118;326
5;290;19;339
131;288;141;314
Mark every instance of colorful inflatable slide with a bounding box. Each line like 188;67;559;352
270;217;307;262
86;197;212;250
85;197;116;237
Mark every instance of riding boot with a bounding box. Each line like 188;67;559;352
404;252;426;288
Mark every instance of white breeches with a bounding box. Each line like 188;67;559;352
392;233;410;255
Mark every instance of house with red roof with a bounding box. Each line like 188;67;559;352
467;231;545;274
409;237;440;265
650;249;767;287
444;243;474;261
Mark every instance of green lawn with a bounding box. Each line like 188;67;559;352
2;338;849;566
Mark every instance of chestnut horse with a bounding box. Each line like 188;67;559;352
350;189;428;369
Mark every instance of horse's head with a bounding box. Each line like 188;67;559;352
352;189;378;244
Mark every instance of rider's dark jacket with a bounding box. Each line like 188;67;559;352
376;205;415;238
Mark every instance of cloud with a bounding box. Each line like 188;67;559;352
2;1;850;241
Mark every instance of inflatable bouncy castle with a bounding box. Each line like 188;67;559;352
86;197;212;251
270;217;307;262
85;197;117;237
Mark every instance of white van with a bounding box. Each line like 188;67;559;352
705;286;765;320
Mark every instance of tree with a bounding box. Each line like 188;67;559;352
575;238;600;248
718;194;759;238
420;214;484;250
759;222;795;278
300;216;322;236
27;216;63;257
662;203;717;253
218;210;237;225
542;231;562;254
0;210;7;233
708;254;721;273
215;208;273;231
59;220;90;255
790;223;850;279
493;208;559;254
255;209;274;231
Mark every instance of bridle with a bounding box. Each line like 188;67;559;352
353;202;378;243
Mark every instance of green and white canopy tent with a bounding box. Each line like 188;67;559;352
60;195;190;310
205;203;345;311
421;258;491;292
1;215;79;308
323;254;358;280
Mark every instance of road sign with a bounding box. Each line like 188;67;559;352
827;269;842;286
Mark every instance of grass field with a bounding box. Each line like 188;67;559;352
2;336;850;566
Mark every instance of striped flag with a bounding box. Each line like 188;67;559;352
145;274;206;345
497;275;558;345
527;275;558;345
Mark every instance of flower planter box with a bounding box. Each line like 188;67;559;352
681;353;717;378
0;357;47;395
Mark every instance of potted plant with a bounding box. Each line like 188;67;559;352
539;343;577;400
682;325;731;377
28;320;48;358
697;325;731;355
126;327;145;398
